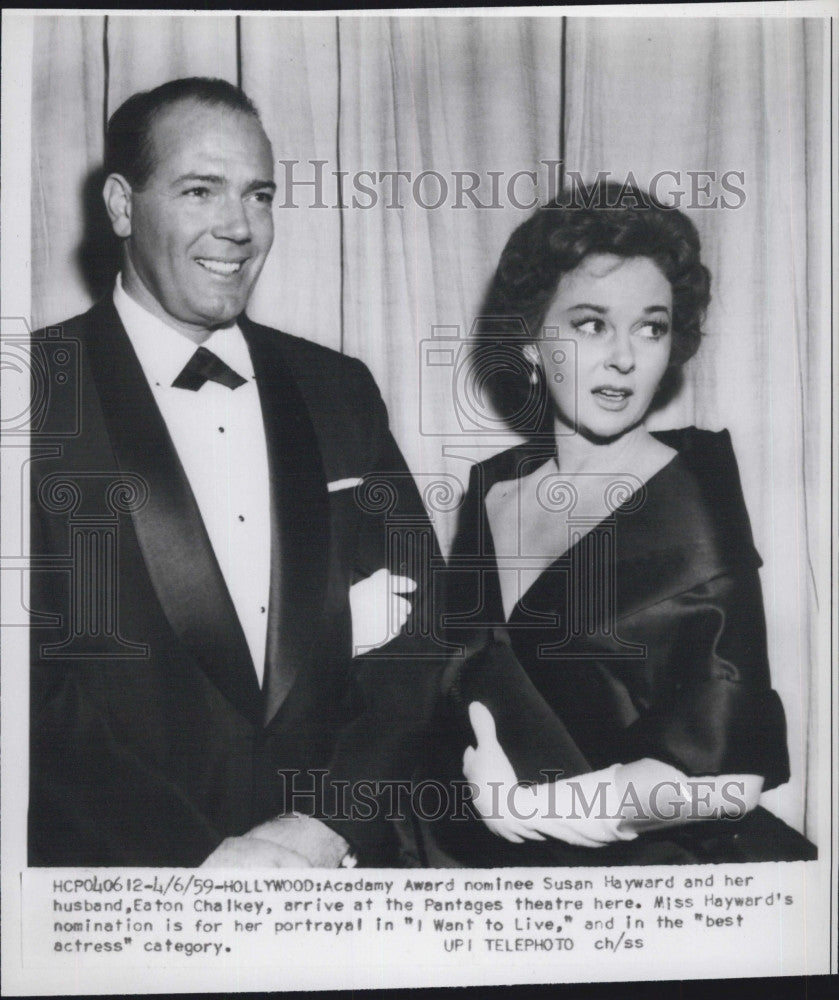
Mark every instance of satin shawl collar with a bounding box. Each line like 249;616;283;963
471;428;760;625
83;296;262;722
240;316;330;726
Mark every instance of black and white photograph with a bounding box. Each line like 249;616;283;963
1;6;836;995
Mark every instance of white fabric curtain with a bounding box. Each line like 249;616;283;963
240;16;342;349
30;13;826;836
337;16;564;546
31;16;105;329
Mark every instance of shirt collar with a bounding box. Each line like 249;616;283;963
112;273;254;389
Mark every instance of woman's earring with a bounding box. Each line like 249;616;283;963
523;346;541;386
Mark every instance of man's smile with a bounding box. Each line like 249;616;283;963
195;258;245;276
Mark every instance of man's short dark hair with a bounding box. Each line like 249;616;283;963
105;77;262;190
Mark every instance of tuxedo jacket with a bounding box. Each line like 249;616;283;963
29;295;444;867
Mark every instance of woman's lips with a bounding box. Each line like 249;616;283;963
592;386;633;410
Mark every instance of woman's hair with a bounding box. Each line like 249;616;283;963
471;180;711;433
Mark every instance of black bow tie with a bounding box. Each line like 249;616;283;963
172;346;247;391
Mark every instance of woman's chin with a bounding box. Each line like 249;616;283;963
557;413;646;446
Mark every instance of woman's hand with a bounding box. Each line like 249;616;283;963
349;568;416;654
525;769;638;846
462;702;546;843
462;702;635;848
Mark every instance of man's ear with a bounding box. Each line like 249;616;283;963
102;174;133;238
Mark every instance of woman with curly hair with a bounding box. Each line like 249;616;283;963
433;180;815;866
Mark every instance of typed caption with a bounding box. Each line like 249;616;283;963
17;863;816;990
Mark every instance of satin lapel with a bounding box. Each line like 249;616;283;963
240;317;330;726
83;297;262;722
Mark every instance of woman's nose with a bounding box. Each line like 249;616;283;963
605;329;635;373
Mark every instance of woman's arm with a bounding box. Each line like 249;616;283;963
526;756;764;843
464;702;764;845
604;758;764;833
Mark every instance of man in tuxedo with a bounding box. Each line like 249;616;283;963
29;77;442;867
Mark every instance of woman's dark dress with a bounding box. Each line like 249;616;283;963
430;427;815;866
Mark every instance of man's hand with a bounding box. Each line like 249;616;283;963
350;568;416;655
200;837;311;868
201;818;314;868
249;814;351;867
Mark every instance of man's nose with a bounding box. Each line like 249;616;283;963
212;195;252;243
605;329;635;374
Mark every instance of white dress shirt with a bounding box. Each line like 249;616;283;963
113;275;272;685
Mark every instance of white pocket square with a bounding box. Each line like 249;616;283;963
327;477;363;493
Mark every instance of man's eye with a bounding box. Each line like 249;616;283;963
184;187;211;198
251;191;274;205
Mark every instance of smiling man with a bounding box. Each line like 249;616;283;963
103;89;276;336
29;78;442;868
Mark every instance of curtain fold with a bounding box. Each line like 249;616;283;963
31;16;106;329
240;16;342;348
105;15;238;114
802;18;827;842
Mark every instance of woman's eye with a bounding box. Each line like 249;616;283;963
637;321;670;339
572;317;605;336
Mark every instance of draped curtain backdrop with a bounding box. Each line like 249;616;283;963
31;13;826;837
